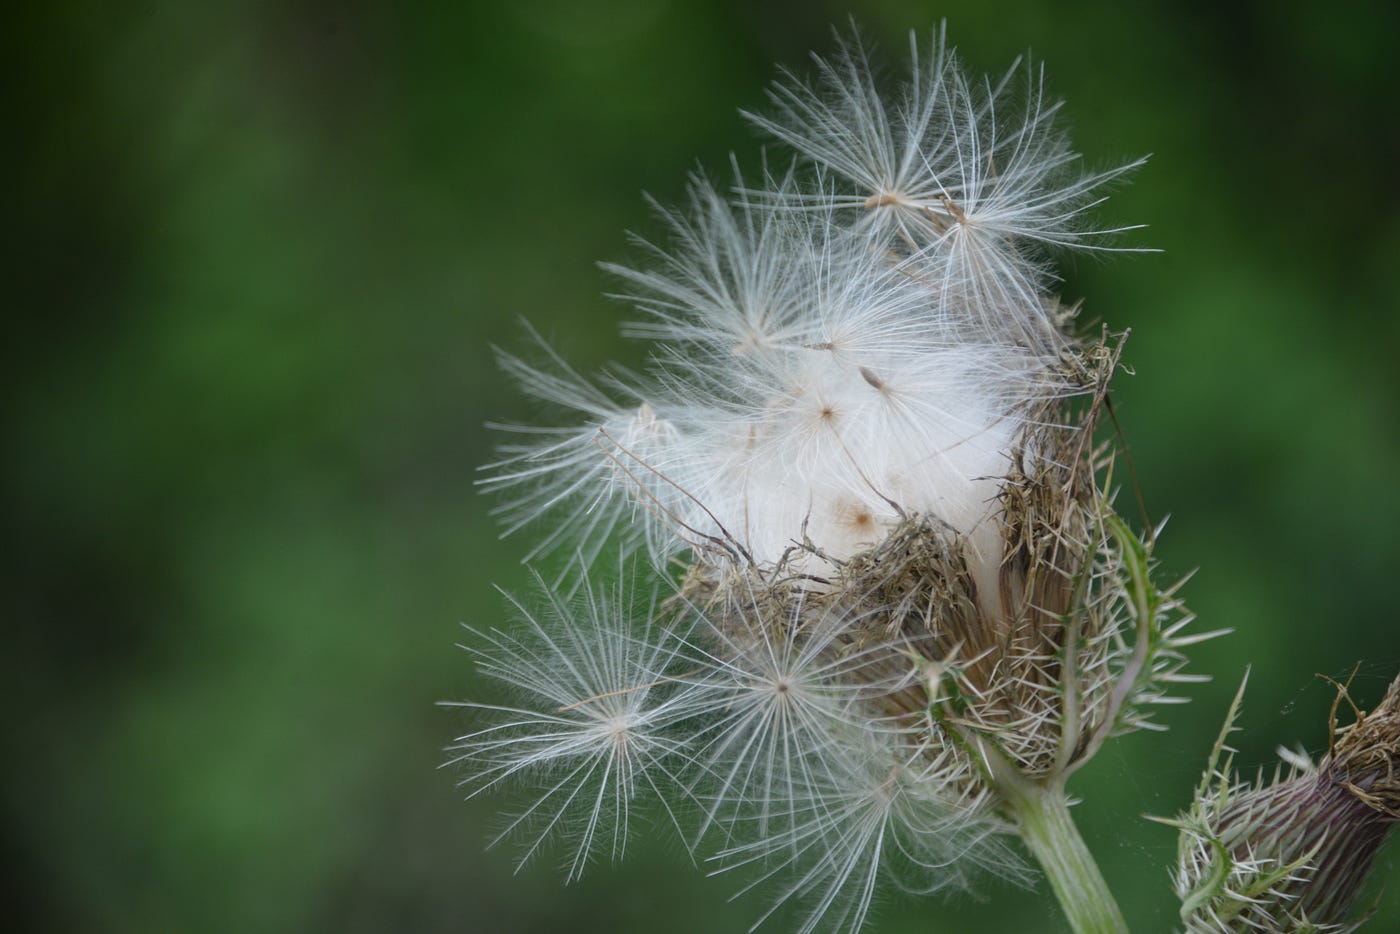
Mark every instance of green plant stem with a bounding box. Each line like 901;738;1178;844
1005;781;1129;934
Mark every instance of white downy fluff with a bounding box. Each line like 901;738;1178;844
481;26;1138;583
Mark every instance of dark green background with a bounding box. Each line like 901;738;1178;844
8;1;1399;931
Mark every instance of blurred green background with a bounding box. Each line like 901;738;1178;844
7;1;1399;931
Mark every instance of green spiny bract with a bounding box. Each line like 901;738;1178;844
1167;676;1400;933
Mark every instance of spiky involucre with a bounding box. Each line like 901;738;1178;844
1169;677;1400;933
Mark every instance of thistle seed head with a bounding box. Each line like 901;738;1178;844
454;22;1197;932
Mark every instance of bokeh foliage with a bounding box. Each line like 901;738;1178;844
7;1;1399;931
